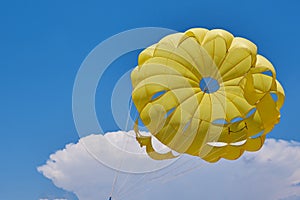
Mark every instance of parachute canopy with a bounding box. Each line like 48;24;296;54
131;28;285;163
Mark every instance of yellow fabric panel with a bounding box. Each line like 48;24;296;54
244;136;265;152
179;37;220;79
243;73;265;105
256;93;280;132
219;37;257;76
202;29;234;48
184;28;209;44
134;121;178;160
135;58;198;82
254;55;276;77
167;117;201;153
252;74;273;93
212;122;248;143
198;94;212;121
223;91;253;118
185;120;210;155
244;111;264;137
275;80;285;109
202;29;234;66
138;44;157;66
213;92;242;120
131;28;285;163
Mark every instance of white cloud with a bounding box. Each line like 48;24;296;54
38;131;300;200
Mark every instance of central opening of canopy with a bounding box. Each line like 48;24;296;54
199;77;220;93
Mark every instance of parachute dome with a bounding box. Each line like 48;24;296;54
131;28;285;163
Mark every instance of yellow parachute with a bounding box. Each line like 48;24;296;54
131;28;285;163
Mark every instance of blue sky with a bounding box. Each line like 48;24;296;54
1;0;300;199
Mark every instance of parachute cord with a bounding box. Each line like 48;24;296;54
118;160;201;200
118;156;201;199
110;168;120;198
118;156;166;197
114;94;202;199
119;110;196;198
118;170;169;199
161;159;202;184
110;135;131;199
117;173;148;199
110;97;135;199
114;173;130;196
117;110;162;198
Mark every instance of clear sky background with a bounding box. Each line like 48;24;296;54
1;0;300;199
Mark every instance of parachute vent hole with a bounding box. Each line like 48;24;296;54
165;107;176;119
199;77;220;94
212;119;228;125
245;108;257;118
151;90;167;101
262;70;273;77
271;93;278;102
